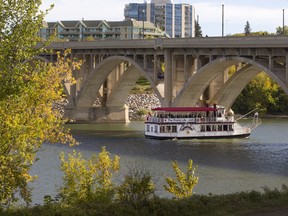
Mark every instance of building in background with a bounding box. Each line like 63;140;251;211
124;0;195;38
39;19;168;41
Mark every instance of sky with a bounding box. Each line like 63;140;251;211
40;0;288;36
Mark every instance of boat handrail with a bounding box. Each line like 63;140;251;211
146;116;234;124
235;108;258;121
244;113;262;130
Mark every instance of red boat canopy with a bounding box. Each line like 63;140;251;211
152;107;217;112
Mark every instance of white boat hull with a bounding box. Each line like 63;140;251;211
145;123;250;140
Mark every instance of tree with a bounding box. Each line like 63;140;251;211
276;26;288;35
195;20;203;37
164;159;199;199
232;72;288;115
233;31;270;36
244;21;251;36
59;147;120;204
0;0;81;208
117;168;155;204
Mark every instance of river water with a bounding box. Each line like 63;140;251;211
30;119;288;204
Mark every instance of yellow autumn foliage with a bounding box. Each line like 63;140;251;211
164;159;199;199
59;147;120;204
0;0;82;206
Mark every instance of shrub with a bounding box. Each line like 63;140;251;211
117;168;155;204
59;146;120;204
136;108;149;117
164;159;199;199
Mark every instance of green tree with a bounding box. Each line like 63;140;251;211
195;20;203;37
233;31;270;36
232;73;288;114
276;26;288;35
244;21;251;36
117;168;155;204
0;0;81;208
164;159;199;199
59;147;120;204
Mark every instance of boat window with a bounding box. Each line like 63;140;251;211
151;126;153;132
146;125;150;132
206;125;211;131
223;124;228;131
212;125;217;131
155;125;158;133
172;125;177;132
160;126;165;133
201;125;205;132
218;125;222;131
166;125;171;132
229;124;233;131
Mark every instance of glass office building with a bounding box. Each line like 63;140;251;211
124;3;155;24
124;1;195;38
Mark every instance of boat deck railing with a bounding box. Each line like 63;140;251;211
146;116;234;124
244;114;262;130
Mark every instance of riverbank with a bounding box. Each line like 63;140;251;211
4;188;288;216
125;93;160;120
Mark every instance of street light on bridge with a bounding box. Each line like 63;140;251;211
142;9;145;39
222;2;224;37
283;8;285;35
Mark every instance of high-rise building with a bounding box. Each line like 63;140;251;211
124;1;195;38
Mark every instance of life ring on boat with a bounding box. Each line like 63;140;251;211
180;124;194;131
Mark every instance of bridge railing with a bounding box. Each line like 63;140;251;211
45;35;288;51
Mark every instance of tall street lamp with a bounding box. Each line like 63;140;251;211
142;9;145;39
222;3;224;37
283;8;285;35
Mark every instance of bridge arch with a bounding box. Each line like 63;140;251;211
76;56;163;109
173;56;288;108
210;57;288;110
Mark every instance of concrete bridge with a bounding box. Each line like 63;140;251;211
44;36;288;123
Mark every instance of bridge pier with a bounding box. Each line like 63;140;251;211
65;105;130;123
164;50;173;106
286;54;288;86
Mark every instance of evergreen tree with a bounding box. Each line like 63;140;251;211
195;20;203;37
244;21;251;36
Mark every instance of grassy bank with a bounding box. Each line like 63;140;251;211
3;186;288;216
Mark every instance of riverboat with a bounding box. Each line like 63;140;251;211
144;106;261;139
